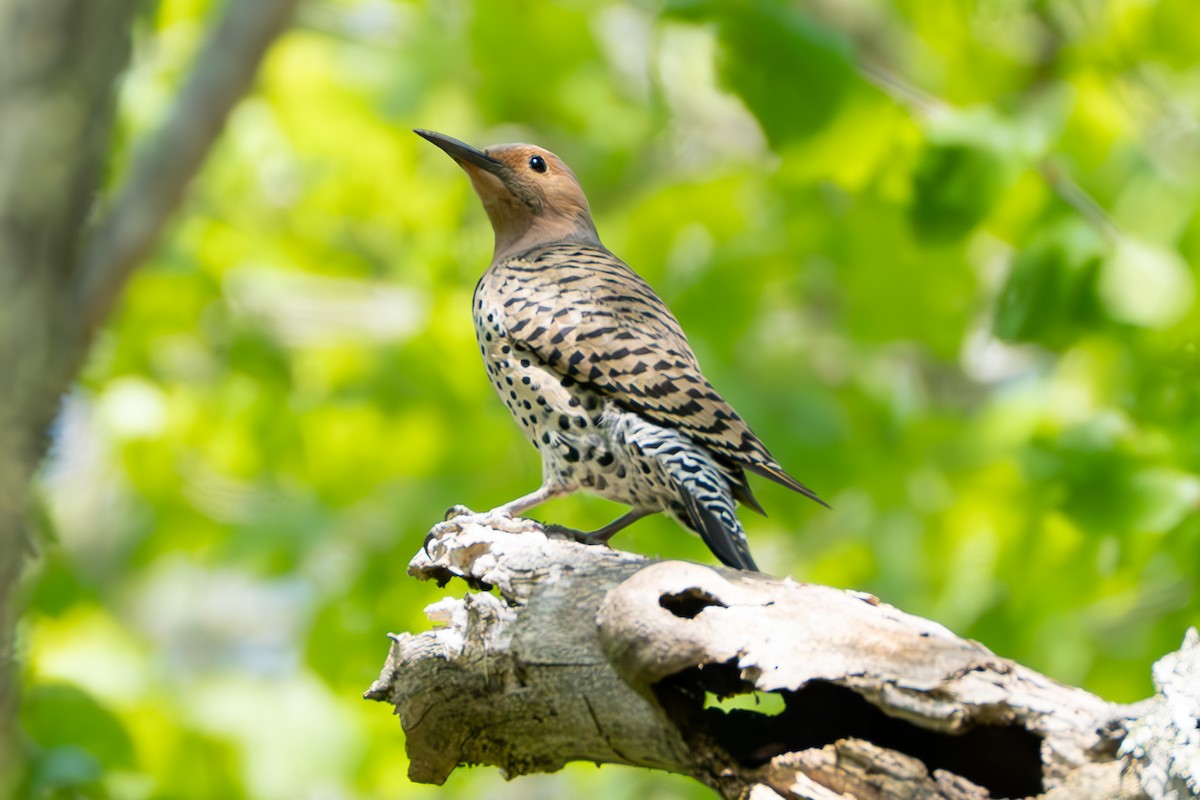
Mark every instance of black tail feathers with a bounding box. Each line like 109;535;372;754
680;490;759;572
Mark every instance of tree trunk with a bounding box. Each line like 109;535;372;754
366;516;1199;800
0;0;299;788
0;0;139;784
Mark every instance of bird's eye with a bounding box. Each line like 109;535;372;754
528;155;547;173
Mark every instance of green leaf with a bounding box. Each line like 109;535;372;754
711;2;857;146
908;141;1009;241
22;683;136;770
994;221;1106;348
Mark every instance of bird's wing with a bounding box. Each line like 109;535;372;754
490;244;826;506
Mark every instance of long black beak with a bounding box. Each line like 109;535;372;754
414;129;507;176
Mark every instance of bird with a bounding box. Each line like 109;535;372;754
416;129;826;571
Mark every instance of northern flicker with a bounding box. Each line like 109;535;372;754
417;129;825;571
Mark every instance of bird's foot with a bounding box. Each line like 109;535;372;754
423;506;548;557
479;510;546;536
542;523;614;548
423;505;477;556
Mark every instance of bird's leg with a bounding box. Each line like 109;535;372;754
544;509;651;547
487;483;569;518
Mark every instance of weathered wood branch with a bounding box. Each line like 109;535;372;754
366;518;1199;800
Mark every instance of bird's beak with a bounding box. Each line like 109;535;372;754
414;129;507;177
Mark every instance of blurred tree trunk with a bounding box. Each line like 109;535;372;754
0;0;139;783
0;0;299;787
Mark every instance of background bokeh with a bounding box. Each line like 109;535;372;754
18;0;1200;797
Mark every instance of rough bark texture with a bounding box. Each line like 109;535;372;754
0;0;299;789
367;517;1198;800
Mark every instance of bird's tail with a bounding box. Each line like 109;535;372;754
676;491;758;573
625;416;760;571
746;461;830;509
669;468;759;572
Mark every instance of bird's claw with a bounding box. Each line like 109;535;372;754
425;505;482;558
443;504;475;521
423;521;454;558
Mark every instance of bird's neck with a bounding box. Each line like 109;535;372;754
485;199;602;262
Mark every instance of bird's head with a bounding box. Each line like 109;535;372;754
415;129;601;262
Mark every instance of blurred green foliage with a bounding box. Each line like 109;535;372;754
18;0;1200;797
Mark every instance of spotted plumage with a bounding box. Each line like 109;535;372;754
417;129;826;571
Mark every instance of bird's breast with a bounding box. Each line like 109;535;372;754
473;295;662;508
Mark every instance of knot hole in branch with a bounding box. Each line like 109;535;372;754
659;587;728;619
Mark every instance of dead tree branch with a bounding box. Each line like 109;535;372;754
367;519;1198;800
